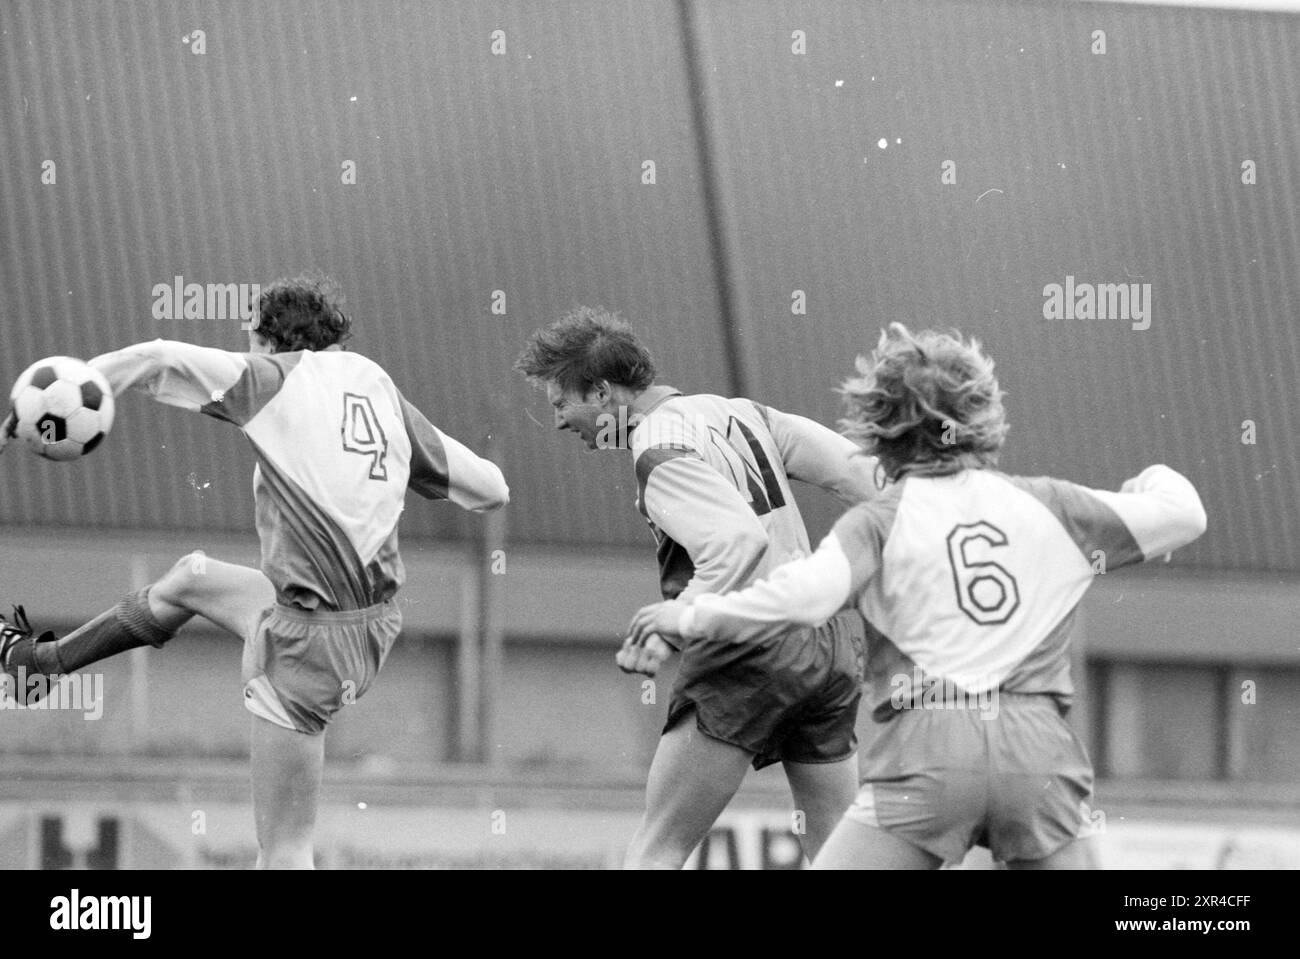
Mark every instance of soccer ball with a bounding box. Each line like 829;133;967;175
6;356;115;461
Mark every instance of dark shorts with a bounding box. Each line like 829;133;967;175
846;691;1094;864
241;601;402;735
664;608;867;770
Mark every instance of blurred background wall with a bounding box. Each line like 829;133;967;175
1;0;1298;866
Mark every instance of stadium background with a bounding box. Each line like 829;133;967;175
1;0;1297;868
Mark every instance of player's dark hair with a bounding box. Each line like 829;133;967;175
838;323;1008;481
514;306;656;396
250;274;352;353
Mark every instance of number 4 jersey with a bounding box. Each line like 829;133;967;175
90;340;509;611
675;465;1207;718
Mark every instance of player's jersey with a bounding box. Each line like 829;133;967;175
677;465;1206;716
91;340;509;611
629;386;878;609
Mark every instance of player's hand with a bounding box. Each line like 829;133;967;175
628;600;687;649
615;632;674;676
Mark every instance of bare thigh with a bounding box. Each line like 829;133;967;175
782;755;859;863
150;552;276;642
1006;836;1099;870
625;710;755;870
810;814;944;870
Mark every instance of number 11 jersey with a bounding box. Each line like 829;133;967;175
628;387;879;607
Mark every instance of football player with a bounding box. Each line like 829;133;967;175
1;276;509;868
516;306;880;869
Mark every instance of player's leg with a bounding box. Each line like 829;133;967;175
250;714;324;869
1005;837;1097;870
6;552;272;687
624;711;755;869
782;754;859;861
810;814;944;869
146;552;275;641
779;610;869;861
244;606;399;870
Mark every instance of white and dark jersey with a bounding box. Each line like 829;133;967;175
629;386;879;610
676;465;1207;716
91;340;509;611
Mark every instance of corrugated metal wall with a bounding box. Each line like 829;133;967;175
2;1;1297;570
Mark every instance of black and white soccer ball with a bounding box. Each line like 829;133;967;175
7;356;115;461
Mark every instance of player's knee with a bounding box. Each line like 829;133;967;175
155;552;208;605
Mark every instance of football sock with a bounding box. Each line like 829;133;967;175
34;586;177;674
4;637;40;674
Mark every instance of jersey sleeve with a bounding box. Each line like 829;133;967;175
1075;465;1207;563
679;497;892;644
398;393;509;512
759;403;880;505
679;530;856;644
89;340;249;416
1014;465;1207;569
639;450;771;604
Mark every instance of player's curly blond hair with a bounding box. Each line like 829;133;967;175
838;323;1008;481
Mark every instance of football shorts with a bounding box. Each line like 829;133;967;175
242;601;402;735
845;690;1093;864
664;608;867;769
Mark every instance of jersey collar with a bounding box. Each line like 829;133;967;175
627;385;683;436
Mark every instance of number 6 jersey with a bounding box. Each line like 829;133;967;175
675;465;1207;718
90;340;509;612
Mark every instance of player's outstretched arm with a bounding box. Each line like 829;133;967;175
1084;464;1208;563
398;394;509;512
630;525;868;648
89;340;247;413
761;404;880;505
